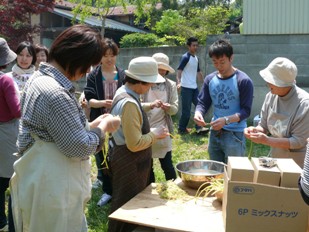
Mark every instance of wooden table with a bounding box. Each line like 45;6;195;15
109;180;225;232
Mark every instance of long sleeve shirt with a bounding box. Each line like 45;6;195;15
259;85;309;150
196;70;254;132
17;63;101;158
0;73;21;122
111;85;157;152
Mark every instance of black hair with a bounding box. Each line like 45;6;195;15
16;41;37;65
102;38;119;56
49;24;103;79
186;37;198;46
0;64;8;70
35;44;49;60
124;75;148;85
208;39;233;59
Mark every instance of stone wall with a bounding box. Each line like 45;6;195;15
75;34;309;122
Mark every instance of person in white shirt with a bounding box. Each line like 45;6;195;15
176;37;205;134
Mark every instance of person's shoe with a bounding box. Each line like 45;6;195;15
178;128;192;135
0;224;8;232
196;127;209;135
92;179;102;189
97;193;112;207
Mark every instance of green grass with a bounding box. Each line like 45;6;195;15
86;122;269;231
4;122;268;231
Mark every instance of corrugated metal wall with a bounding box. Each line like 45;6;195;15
243;0;309;34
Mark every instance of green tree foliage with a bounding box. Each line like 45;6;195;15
123;5;231;48
229;0;242;20
153;10;184;36
160;0;178;10
153;6;230;46
68;0;159;36
132;0;159;27
69;0;122;36
180;0;231;15
119;33;161;48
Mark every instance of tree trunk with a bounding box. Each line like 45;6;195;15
101;16;106;37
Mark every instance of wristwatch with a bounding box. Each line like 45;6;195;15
224;116;231;125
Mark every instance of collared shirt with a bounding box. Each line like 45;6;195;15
17;63;101;158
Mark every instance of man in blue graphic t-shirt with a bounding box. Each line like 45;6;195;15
194;39;254;163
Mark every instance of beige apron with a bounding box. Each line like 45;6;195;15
151;135;171;158
10;132;91;232
267;105;305;168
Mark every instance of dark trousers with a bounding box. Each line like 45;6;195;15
149;151;177;183
95;150;112;195
0;177;15;231
178;87;200;131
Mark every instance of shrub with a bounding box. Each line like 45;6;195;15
120;33;161;48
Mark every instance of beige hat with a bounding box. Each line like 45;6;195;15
152;53;175;73
259;57;297;87
125;56;165;83
0;38;17;66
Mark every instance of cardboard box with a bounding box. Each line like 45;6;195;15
227;157;254;182
276;158;302;188
223;167;308;232
251;157;281;186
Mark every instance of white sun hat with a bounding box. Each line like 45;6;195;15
152;53;175;73
125;56;165;83
259;57;297;87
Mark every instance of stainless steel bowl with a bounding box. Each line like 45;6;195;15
176;160;225;189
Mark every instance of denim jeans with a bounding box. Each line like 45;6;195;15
95;151;112;195
178;87;199;131
149;151;177;183
208;129;246;163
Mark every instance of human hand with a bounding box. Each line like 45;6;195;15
161;102;170;111
150;100;163;109
244;126;258;138
151;126;169;139
194;111;207;127
81;98;88;109
97;114;121;133
90;114;107;128
103;99;113;108
245;131;268;145
210;118;225;131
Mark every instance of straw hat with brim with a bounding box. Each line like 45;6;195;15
125;57;165;83
152;53;175;73
0;38;17;66
259;57;297;87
